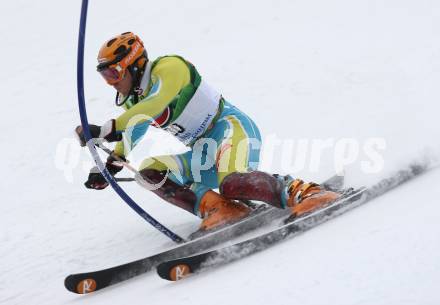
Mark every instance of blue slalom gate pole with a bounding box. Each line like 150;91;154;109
76;0;185;243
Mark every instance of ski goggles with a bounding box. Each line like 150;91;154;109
97;40;143;85
98;64;126;85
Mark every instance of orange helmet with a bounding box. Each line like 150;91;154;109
97;32;148;85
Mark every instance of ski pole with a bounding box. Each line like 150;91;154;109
95;141;170;191
95;141;141;175
115;177;136;182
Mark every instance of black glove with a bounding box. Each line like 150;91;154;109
84;154;125;190
75;119;122;147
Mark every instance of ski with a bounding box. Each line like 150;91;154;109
64;173;344;293
64;206;284;294
64;174;344;294
156;161;433;281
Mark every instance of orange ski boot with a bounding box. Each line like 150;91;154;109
287;179;341;218
198;190;251;231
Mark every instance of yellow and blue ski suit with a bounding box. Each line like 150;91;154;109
113;55;261;214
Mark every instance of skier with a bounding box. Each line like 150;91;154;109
76;32;340;232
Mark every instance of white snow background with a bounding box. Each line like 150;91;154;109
1;0;440;304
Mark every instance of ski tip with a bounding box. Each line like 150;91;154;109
64;275;98;294
157;262;193;281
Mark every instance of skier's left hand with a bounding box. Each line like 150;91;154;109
75;119;122;147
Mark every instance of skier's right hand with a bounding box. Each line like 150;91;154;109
85;168;109;190
84;154;125;190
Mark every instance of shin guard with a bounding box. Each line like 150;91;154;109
220;171;289;208
139;169;197;214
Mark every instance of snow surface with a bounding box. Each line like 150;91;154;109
1;0;440;304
